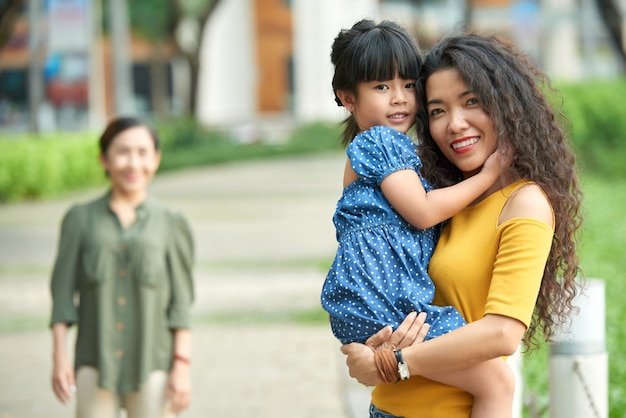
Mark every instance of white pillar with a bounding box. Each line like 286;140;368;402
541;0;582;80
108;0;135;115
549;279;608;418
291;0;379;123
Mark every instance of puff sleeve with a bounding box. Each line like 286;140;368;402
347;126;421;185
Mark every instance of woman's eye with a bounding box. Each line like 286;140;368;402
429;108;443;116
467;97;479;106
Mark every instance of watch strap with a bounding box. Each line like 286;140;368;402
393;349;410;381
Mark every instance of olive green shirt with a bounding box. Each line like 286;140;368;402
50;192;194;394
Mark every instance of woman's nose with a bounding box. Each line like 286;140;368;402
448;109;469;132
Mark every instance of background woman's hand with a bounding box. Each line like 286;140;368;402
51;354;76;404
340;312;429;386
166;361;192;413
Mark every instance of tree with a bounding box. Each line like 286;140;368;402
128;0;221;116
170;0;221;116
0;0;24;51
594;0;626;71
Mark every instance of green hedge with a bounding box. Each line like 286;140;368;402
0;121;343;202
1;78;625;202
0;132;105;201
557;78;626;178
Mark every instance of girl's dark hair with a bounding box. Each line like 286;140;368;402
99;116;160;154
416;33;584;350
331;19;422;145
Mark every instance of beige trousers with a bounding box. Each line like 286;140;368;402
75;366;176;418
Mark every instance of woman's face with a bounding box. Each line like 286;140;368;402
99;126;161;196
426;68;497;178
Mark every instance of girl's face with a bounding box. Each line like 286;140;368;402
426;68;497;178
340;72;417;134
99;126;161;196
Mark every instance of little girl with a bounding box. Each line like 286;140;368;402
320;20;514;417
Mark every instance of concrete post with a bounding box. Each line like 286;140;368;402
549;279;608;418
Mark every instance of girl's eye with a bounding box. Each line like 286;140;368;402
375;84;389;90
405;82;416;89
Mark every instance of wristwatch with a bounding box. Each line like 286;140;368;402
394;349;410;380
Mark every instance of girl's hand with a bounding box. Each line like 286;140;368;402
51;355;76;404
340;312;429;386
482;146;514;178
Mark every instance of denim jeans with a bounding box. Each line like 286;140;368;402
369;404;404;418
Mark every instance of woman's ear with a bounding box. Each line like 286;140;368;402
98;152;110;177
336;90;356;112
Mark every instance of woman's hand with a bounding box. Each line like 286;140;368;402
166;361;192;413
51;354;76;404
340;312;429;386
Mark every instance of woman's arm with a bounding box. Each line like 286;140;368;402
51;322;76;404
167;328;192;413
341;182;553;385
404;314;524;376
381;150;507;229
341;314;523;386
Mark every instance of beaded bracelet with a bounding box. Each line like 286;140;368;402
374;350;400;383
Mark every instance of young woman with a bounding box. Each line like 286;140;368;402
340;33;584;418
321;20;515;417
50;117;194;418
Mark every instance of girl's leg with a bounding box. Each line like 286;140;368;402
423;358;515;418
124;370;175;418
75;366;120;418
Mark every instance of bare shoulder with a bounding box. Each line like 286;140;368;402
499;183;554;228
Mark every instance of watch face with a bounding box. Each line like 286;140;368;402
398;361;410;380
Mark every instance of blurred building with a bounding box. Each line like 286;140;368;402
199;0;623;131
0;0;623;132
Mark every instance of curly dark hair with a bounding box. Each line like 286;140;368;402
330;19;422;146
416;33;585;350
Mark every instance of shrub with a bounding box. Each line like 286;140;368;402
0;120;343;202
557;79;626;178
0;132;105;201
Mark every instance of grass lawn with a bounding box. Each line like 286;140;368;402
522;173;626;417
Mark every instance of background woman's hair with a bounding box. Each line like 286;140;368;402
331;19;422;146
416;33;585;350
99;116;161;154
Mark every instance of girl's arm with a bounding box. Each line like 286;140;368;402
381;150;506;229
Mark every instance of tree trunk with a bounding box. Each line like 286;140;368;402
170;0;221;117
0;0;24;51
594;0;626;71
188;54;199;115
150;44;169;117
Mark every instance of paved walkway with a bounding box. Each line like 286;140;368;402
0;153;372;418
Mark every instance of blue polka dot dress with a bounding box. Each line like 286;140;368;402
321;126;466;344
